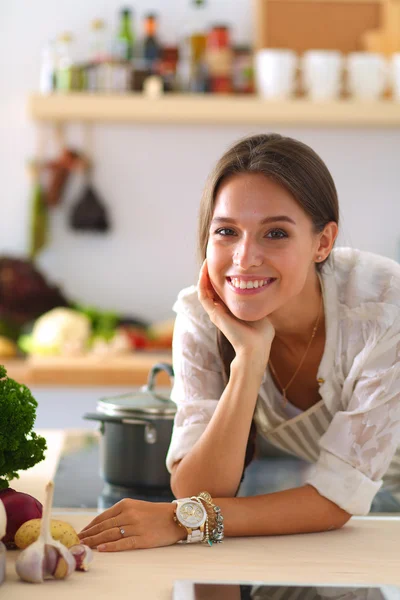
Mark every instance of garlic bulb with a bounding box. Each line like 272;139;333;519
15;482;75;583
0;499;6;585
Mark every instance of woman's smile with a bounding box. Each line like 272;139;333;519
226;276;277;295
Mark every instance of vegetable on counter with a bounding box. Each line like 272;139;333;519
0;489;42;549
15;482;93;583
0;364;46;547
16;482;76;583
15;518;80;550
19;307;91;356
0;499;6;585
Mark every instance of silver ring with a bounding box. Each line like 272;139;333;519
119;527;125;537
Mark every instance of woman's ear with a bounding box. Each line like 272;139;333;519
316;222;338;261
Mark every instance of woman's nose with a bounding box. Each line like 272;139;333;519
233;240;263;269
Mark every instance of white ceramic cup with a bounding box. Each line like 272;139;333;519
302;50;343;100
346;52;388;100
390;53;400;101
255;49;298;99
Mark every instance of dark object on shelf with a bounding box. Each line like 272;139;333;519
0;256;70;332
69;182;110;233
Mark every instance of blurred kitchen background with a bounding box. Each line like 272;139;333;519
2;0;400;510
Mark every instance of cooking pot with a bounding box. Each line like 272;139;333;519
84;362;176;491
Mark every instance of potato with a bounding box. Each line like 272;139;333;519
15;518;80;549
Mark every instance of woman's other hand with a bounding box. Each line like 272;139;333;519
198;260;275;368
78;499;184;552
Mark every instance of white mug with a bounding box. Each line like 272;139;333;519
346;52;388;100
390;53;400;101
255;49;298;99
302;50;343;100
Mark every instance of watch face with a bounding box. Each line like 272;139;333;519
177;501;206;528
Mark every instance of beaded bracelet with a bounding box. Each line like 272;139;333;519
194;491;224;545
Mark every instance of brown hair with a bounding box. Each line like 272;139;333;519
197;133;340;479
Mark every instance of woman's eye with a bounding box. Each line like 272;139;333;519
266;229;287;239
215;227;236;236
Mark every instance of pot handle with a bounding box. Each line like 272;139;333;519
83;413;157;444
145;362;174;392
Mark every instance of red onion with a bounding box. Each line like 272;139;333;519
0;488;42;548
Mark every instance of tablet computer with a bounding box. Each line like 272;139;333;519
173;582;400;600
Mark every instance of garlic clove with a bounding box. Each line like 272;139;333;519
69;544;93;572
15;539;45;583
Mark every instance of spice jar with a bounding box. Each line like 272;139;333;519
205;24;233;93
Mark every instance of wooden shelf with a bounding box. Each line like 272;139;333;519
2;353;172;387
28;92;400;127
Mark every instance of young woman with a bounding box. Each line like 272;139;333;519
79;133;400;552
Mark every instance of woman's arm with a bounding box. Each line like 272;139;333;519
216;484;351;537
78;483;352;552
171;353;266;498
171;260;275;498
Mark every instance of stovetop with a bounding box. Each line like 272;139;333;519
52;433;400;514
53;437;174;510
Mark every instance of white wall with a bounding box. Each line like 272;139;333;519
1;1;400;322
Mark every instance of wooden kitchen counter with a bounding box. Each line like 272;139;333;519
1;352;172;387
4;515;400;598
4;430;400;597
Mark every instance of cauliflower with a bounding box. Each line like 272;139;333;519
20;308;91;356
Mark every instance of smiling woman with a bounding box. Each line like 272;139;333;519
80;134;400;552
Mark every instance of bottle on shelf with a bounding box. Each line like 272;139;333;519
143;13;161;74
89;19;108;64
86;19;108;92
205;24;233;93
55;32;80;92
114;7;135;62
39;40;57;94
178;0;210;92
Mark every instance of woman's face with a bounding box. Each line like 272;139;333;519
206;173;323;322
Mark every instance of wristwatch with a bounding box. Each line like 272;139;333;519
172;497;207;543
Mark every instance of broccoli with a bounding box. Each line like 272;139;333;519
0;365;46;489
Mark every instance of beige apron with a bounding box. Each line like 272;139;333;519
254;386;400;491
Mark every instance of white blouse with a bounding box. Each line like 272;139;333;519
166;247;400;515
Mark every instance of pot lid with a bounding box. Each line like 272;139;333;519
97;388;176;418
97;362;176;418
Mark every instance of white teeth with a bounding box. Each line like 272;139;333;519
230;278;272;290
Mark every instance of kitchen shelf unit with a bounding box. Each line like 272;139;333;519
29;93;400;127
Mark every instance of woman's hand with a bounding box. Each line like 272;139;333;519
78;499;185;552
198;260;275;366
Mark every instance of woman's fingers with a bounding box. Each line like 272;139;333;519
80;525;139;551
80;525;121;548
97;536;138;552
78;516;121;539
78;500;124;533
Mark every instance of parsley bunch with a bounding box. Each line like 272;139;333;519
0;365;46;489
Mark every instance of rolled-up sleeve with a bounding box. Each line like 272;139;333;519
307;317;400;515
166;288;224;473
